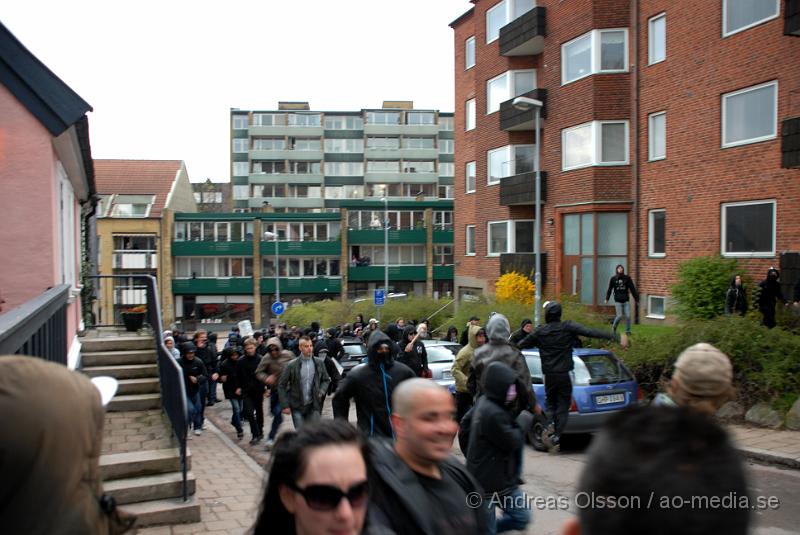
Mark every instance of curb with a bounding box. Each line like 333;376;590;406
737;447;800;470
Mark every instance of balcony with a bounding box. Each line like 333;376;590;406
248;125;323;137
499;171;547;205
260;277;341;294
781;118;800;168
363;171;438;184
786;0;800;35
433;265;454;280
499;6;546;56
172;241;253;256
348;229;427;244
249;172;323;185
112;251;158;269
249;149;324;161
247;197;324;209
500;89;548;131
348;265;426;282
432;229;454;243
363;123;439;136
500;252;547;285
259;240;342;256
172;278;254;295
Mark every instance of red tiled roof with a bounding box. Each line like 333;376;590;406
94;159;183;217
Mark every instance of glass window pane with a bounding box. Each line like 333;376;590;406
279;259;288;277
231;258;243;276
581;213;594;255
514;0;534;18
230;222;242;241
725;0;779;34
649;296;665;317
723;84;776;145
203;258;216;277
513;71;535;96
597;213;628;255
649;113;666;159
600;31;626;70
514;146;534;174
597;257;627;304
564;124;593;168
489;222;508;254
190;258;202;277
515;221;534;253
203;222;215;241
651;211;666;254
580;257;595;305
216;223;229;242
466;99;476;130
487;73;508;114
601;123;626;163
389;247;400;265
465;37;476;68
724;203;773;253
489;147;510;182
303;259;314;277
486;1;507;42
564;34;592;82
244;258;253;276
263;258;275;277
217;258;230;277
649;15;666;63
316;259;328;276
330;259;340;276
373;247;385;265
288;259;300;277
564;215;580;255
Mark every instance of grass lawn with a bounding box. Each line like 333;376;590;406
630;323;675;340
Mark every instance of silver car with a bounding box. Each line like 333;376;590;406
421;340;461;389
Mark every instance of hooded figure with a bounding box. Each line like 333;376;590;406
756;267;786;328
471;313;535;414
333;330;416;438
508;318;535;349
725;275;748;316
255;336;294;385
397;324;428;377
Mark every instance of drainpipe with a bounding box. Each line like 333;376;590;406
631;0;641;325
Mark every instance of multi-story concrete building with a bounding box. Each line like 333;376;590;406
451;0;800;321
192;179;232;213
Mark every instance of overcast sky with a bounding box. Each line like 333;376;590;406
3;0;471;181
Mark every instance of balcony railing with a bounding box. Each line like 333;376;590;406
499;171;548;205
781;117;800;168
499;6;546;56
113;250;158;269
786;0;800;35
500;89;547;131
0;284;70;365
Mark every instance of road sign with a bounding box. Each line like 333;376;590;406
374;289;385;306
271;302;285;315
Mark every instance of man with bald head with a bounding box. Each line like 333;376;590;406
367;379;487;534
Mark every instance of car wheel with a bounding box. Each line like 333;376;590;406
527;414;548;452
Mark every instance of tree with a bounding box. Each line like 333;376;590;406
671;255;740;320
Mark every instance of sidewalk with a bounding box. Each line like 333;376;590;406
134;419;266;535
728;423;800;469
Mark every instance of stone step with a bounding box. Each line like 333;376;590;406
120;496;201;528
82;349;157;367
83;364;159;380
117;377;160;395
100;448;189;481
103;471;196;506
107;393;162;412
80;336;154;353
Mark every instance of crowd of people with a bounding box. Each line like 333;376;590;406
153;299;759;535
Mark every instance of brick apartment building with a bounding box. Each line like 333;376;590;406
451;0;800;321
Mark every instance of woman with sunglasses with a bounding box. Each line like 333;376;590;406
252;419;370;535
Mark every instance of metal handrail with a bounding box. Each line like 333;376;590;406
88;275;189;501
0;284;70;364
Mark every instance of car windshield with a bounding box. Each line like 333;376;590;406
342;344;367;355
525;353;632;386
426;345;459;364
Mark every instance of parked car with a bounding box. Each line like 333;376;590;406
338;338;368;376
522;348;642;451
421;340;461;388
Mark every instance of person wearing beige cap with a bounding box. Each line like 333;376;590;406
652;343;735;415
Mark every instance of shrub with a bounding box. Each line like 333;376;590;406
671;255;741;320
495;272;536;306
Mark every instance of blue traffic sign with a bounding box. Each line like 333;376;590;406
271;301;285;315
374;289;385;306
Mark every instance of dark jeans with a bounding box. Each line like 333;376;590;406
242;391;264;438
229;398;243;432
544;373;572;438
761;307;777;329
291;404;320;429
186;390;203;430
455;392;473;424
206;379;218;404
268;390;283;440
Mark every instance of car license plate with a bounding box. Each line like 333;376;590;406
595;393;625;405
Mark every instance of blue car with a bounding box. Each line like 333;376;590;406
523;348;641;451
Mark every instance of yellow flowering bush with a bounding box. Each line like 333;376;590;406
495;272;535;305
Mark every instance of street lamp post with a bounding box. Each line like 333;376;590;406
512;96;544;326
264;230;280;308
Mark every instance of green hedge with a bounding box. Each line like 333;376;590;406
671;255;742;320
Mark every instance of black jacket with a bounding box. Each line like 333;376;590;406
194;342;218;375
178;356;207;395
757;269;786;309
725;279;748;316
218;357;241;399
521;302;616;375
333;331;415;438
397;326;428;376
367;439;487;535
509;319;535;349
464;363;525;495
236;353;264;397
605;273;639;303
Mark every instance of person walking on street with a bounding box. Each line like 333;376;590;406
460;316;480;346
278;336;331;429
218;346;244;439
508;318;535;349
724;275;748;316
255;336;294;449
451;325;486;422
164;335;180;359
605;264;639;336
756;267;787;328
193;330;220;407
520;301;619;452
368;379;487;534
237;337;266;444
463;362;533;534
333;330;415;438
178;342;208;435
398;325;429;377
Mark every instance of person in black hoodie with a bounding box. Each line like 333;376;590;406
398;325;429;377
333;330;415;438
218;346;244;439
193;330;220;407
520;301;618;452
605;264;639;336
724;275;748;316
463;362;533;534
756;267;787;328
237;337;266;444
178;342;208;436
508;318;536;349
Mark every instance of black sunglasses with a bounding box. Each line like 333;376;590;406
288;481;369;511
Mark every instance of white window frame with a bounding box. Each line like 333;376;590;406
648;13;666;65
561;120;630;171
486;219;534;256
487;145;535;185
561;28;630;85
465;99;476;131
486;69;537;114
648;111;666;161
647;296;666;319
466;161;476;193
486;0;534;43
721;80;778;148
232;138;249;153
465;225;476;256
720;199;776;258
232;161;249;176
648;209;666;258
722;0;780;37
232;115;249;129
465;36;476;69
